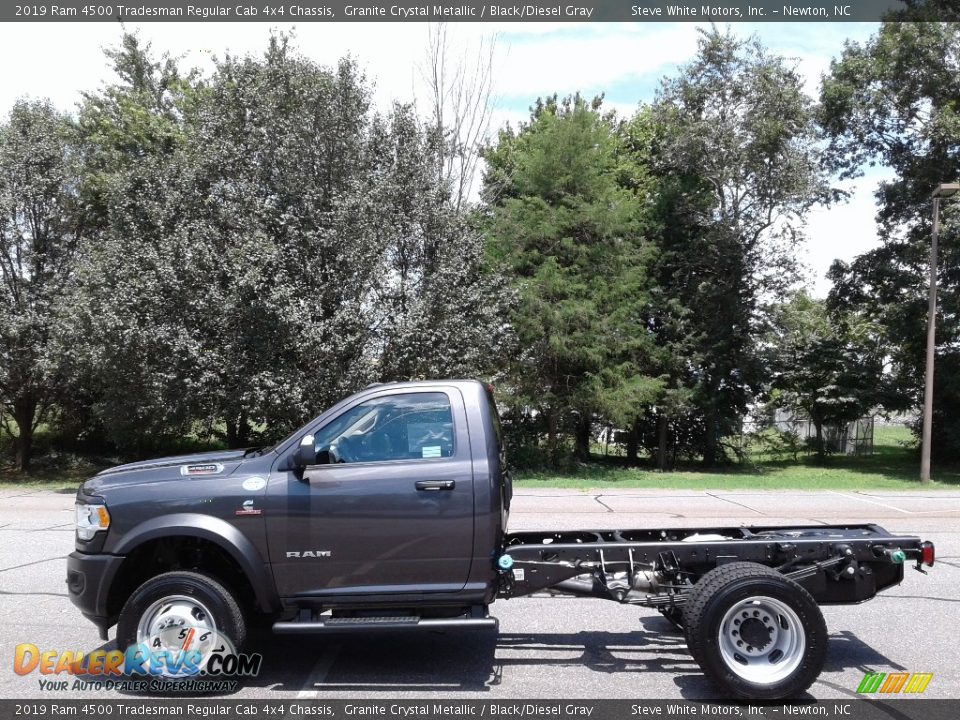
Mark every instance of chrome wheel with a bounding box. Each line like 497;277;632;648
718;595;806;684
117;571;247;683
135;594;221;674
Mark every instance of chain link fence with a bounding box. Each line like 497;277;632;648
768;415;875;456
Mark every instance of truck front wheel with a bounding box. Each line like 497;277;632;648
116;571;247;676
682;562;827;700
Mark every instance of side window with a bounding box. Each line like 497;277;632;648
312;392;454;464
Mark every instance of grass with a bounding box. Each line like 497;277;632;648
0;415;225;491
0;454;110;492
1;424;954;492
515;425;960;491
0;479;83;492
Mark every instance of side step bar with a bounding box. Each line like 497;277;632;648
273;614;499;634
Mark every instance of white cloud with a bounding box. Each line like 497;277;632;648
0;22;443;113
0;22;120;111
804;168;896;297
492;24;699;100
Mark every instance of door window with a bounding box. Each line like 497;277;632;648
312;392;454;464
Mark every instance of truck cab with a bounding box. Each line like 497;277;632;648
68;380;510;642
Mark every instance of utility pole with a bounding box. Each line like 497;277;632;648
921;183;960;483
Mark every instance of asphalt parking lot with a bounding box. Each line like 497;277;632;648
1;487;957;700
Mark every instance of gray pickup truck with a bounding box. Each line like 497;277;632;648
67;380;935;699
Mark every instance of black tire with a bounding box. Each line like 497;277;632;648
116;571;246;675
682;562;827;700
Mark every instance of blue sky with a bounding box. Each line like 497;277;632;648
0;20;890;295
491;22;877;117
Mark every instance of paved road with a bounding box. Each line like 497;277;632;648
1;487;957;700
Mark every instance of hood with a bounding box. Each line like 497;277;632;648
82;448;254;495
95;448;250;477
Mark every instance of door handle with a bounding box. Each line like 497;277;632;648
415;480;456;491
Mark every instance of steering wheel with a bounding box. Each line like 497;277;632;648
331;436;359;464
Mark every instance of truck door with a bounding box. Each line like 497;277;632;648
266;388;475;598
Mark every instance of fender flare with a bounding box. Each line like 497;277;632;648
112;513;280;613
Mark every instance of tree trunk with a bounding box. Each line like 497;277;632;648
238;412;250;447
703;408;718;467
226;414;250;448
546;408;559;468
657;414;669;471
626;420;639;466
13;397;37;474
574;415;591;463
814;420;825;463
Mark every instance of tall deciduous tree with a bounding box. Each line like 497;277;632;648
368;104;511;382
183;39;383;444
60;33;510;455
57;35;202;453
651;28;831;465
820;21;960;460
0;100;78;471
419;22;497;211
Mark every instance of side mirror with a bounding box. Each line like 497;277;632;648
294;434;317;468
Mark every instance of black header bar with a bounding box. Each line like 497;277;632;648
4;1;958;23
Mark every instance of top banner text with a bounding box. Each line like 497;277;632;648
5;1;960;23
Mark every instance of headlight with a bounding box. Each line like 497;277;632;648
75;502;110;541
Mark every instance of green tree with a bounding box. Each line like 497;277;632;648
180;39;382;445
618;108;702;469
482;95;661;465
820;20;960;460
766;293;883;462
75;33;189;225
650;28;832;465
60;33;510;455
0;100;79;472
367;105;511;382
57;35;202;453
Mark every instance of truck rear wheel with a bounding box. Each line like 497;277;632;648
682;562;827;700
116;571;247;677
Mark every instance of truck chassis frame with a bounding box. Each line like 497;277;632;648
501;523;931;609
